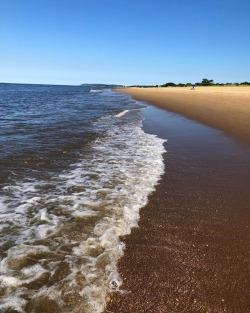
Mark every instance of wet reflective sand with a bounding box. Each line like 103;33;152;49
105;105;250;313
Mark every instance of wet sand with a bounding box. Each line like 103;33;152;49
105;90;250;312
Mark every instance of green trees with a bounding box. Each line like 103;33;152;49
161;82;176;87
200;78;214;86
161;79;215;87
155;79;250;88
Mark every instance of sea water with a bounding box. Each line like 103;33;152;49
0;84;165;312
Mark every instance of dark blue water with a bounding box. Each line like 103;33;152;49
0;84;139;182
0;84;166;312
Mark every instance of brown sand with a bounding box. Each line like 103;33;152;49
115;86;250;147
105;88;250;313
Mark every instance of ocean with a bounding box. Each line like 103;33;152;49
0;84;165;312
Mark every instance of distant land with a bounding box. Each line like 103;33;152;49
129;78;250;88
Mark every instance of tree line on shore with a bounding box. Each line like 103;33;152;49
130;79;250;88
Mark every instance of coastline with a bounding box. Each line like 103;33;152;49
105;89;250;312
114;86;250;147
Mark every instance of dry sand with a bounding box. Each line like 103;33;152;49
115;86;250;146
105;87;250;313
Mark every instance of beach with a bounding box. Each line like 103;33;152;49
105;87;250;312
114;86;250;147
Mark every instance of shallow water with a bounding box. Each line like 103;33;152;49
0;84;166;312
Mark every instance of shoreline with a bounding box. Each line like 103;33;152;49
114;86;250;147
105;90;250;312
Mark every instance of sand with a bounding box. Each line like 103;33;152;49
114;86;250;147
104;88;250;313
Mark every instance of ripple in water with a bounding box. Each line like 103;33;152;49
0;85;166;312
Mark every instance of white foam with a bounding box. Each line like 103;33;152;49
0;105;166;312
89;89;110;93
72;208;98;218
0;276;22;287
0;297;27;313
35;224;55;239
40;208;48;221
90;89;102;93
114;109;130;117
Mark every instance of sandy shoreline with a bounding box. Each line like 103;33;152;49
114;86;250;146
105;89;250;312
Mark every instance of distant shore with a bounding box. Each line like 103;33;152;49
115;86;250;146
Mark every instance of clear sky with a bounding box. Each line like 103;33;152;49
1;0;250;85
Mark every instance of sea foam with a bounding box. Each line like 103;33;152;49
0;102;166;312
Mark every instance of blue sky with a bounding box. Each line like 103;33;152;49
1;0;250;85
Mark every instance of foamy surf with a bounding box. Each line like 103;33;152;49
0;87;166;313
89;89;111;93
114;109;130;117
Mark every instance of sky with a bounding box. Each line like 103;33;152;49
1;0;250;85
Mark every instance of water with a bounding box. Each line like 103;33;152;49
0;84;166;312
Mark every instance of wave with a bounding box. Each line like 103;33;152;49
114;109;130;117
89;89;111;93
0;109;166;312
